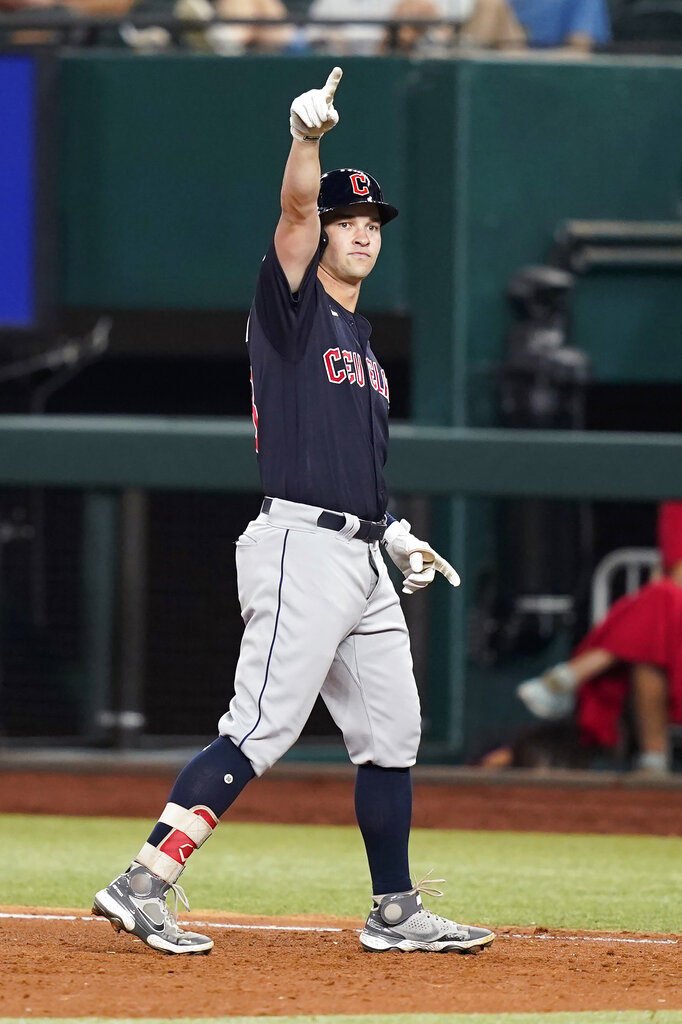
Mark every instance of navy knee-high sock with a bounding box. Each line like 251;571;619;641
146;736;255;848
354;763;412;896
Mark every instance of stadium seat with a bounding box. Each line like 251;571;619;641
590;546;661;627
589;545;682;758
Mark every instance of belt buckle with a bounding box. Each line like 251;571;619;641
357;518;386;543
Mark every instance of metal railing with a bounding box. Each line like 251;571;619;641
0;11;467;48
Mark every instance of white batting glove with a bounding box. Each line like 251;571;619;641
516;662;578;720
383;519;461;596
290;66;343;143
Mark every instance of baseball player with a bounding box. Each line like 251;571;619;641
93;67;494;956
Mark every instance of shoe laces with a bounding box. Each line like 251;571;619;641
409;871;460;930
162;881;191;931
410;869;445;900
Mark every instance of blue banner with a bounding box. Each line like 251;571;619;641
0;55;35;329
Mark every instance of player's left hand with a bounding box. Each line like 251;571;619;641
383;519;461;595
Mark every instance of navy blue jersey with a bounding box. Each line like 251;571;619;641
247;241;389;522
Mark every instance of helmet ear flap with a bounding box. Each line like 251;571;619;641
320;229;329;250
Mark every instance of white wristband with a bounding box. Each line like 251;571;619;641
289;120;322;143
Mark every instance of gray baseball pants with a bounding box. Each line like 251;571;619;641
218;497;421;775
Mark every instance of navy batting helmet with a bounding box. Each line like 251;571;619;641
318;168;399;224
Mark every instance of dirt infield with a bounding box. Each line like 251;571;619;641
0;911;679;1016
2;768;682;1015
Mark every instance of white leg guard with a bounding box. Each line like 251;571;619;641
135;803;218;884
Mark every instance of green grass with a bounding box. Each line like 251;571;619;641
2;814;682;933
2;1016;682;1024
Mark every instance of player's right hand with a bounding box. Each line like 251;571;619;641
290;67;343;143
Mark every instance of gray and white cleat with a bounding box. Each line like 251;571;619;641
92;864;213;955
360;877;494;954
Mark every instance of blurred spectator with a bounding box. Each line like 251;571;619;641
307;0;525;55
0;0;77;45
470;720;592;770
509;0;611;51
70;0;131;12
117;0;174;51
306;0;399;55
516;501;682;775
455;0;525;48
121;0;296;53
0;0;134;46
204;0;296;53
391;0;525;53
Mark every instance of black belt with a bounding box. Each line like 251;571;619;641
261;498;386;543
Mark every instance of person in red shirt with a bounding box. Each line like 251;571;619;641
517;501;682;774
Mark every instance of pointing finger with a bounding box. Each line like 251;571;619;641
323;66;343;103
433;555;461;587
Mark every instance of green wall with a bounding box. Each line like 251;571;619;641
399;56;682;751
457;56;682;392
60;55;408;312
60;54;682;387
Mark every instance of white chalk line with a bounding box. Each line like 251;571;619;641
500;932;678;946
0;912;341;933
0;911;678;945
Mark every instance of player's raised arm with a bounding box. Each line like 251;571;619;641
274;67;342;293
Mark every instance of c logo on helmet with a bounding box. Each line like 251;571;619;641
349;173;370;197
